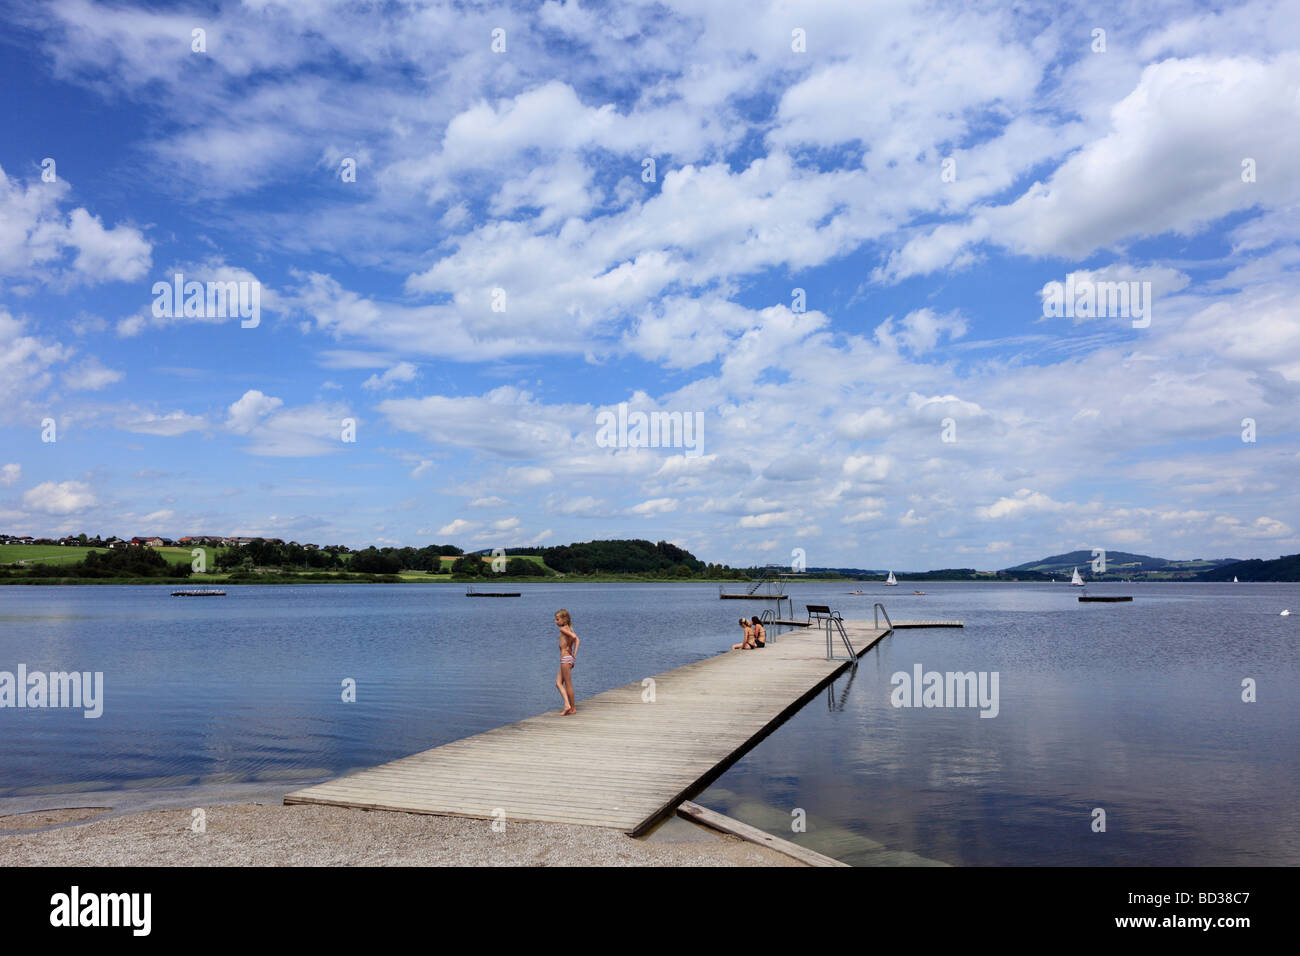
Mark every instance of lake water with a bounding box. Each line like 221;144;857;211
1;581;1296;865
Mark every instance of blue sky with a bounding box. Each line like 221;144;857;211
1;0;1297;569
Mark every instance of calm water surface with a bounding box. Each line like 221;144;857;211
1;581;1296;865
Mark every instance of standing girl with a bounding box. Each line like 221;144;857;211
554;609;579;715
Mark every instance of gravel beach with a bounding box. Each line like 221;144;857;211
0;802;804;867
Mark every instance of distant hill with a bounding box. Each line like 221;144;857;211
807;567;988;580
1002;550;1238;580
1197;553;1300;582
531;539;706;575
803;567;886;577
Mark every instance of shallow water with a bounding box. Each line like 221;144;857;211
1;581;1295;864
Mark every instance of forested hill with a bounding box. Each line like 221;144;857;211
1003;550;1236;579
509;539;706;575
1197;553;1300;581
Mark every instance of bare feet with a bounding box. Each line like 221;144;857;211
563;707;576;715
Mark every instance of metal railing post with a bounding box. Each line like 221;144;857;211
825;614;856;661
873;602;893;631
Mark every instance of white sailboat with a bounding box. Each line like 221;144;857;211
1069;567;1085;586
1233;576;1238;583
885;570;898;586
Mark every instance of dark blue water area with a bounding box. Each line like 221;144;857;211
696;582;1300;866
0;583;742;793
1;581;1296;865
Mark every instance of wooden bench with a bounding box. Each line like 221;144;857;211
806;604;839;624
763;605;841;635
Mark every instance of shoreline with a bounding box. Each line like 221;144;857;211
0;787;807;866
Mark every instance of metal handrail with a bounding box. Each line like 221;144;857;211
824;612;857;661
873;602;893;631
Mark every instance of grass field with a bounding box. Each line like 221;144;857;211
158;546;223;568
0;545;108;565
0;543;217;568
437;553;551;568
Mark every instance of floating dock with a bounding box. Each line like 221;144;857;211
171;589;226;597
718;579;788;602
465;588;521;597
1078;596;1132;603
285;618;890;835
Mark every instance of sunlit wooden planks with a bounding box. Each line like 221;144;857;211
285;619;891;835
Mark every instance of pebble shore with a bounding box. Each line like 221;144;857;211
0;802;803;867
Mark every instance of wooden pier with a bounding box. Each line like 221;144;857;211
770;617;962;629
285;618;891;835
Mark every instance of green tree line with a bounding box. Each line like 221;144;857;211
216;542;463;573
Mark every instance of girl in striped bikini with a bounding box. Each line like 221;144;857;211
554;609;580;716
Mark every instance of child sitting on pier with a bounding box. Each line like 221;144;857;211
732;618;755;650
555;609;579;715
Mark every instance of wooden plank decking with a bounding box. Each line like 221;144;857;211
285;619;890;835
